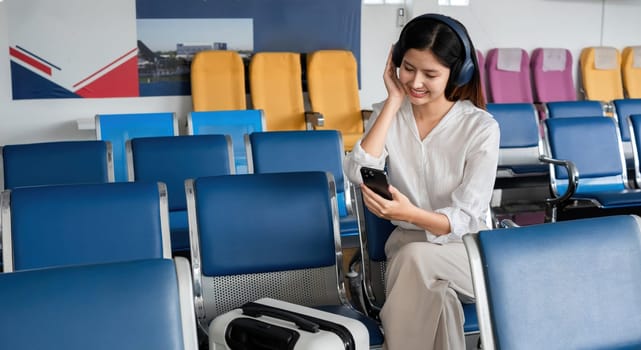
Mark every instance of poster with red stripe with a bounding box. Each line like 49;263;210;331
7;0;138;99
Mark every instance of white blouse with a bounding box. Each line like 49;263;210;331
344;98;500;243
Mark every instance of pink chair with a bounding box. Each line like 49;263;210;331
531;48;576;103
486;48;533;103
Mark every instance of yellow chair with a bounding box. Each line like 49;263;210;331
579;47;623;102
622;46;641;98
250;52;322;131
190;51;246;111
307;50;370;151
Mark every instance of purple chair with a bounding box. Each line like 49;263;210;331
486;48;533;103
531;48;576;103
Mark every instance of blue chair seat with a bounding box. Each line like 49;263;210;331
502;164;548;175
579;189;641;208
316;304;384;346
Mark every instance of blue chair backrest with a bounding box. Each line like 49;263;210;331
488;103;540;149
249;130;350;216
1;182;170;271
487;103;543;174
127;135;234;252
0;259;188;350
360;200;395;263
189;172;337;276
188;110;265;174
544;117;626;195
614;98;641;142
473;215;641;349
1;140;113;190
546;100;605;119
96;112;178;182
127;135;234;211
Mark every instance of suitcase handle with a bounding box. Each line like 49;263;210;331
242;302;320;333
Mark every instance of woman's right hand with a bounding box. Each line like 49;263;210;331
383;45;405;104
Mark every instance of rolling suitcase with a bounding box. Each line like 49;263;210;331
209;297;370;350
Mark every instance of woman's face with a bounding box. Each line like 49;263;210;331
398;48;451;106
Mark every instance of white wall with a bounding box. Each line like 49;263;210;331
359;0;641;106
1;0;640;148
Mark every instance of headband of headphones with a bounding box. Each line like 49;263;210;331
392;13;474;86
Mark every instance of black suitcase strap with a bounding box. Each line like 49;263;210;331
241;302;356;350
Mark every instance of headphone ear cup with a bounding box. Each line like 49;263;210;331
392;42;403;67
454;58;475;86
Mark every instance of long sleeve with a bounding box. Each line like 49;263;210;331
343;101;388;185
434;117;500;239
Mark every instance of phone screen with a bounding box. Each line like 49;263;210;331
360;166;393;200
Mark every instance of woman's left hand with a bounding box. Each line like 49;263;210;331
360;183;414;222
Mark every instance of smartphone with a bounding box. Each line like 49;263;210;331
360;166;393;200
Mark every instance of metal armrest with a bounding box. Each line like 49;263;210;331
305;111;324;128
500;219;520;228
345;182;357;216
538;155;579;206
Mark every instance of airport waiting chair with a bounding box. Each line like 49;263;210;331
464;215;641;350
1;182;171;271
187;109;264;174
126;135;234;253
488;103;547;181
485;48;533;103
249;52;323;131
348;188;480;349
0;258;198;350
544;99;632;171
622;46;641;98
190;50;246;112
531;48;576;103
247;130;359;243
613;98;641;168
96;112;178;182
185;172;384;347
540;116;641;222
1;140;114;190
487;103;548;226
579;46;624;102
307;50;371;152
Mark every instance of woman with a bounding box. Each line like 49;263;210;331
343;14;499;350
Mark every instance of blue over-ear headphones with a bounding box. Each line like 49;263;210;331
392;13;475;86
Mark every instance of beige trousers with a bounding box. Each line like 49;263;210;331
380;229;474;350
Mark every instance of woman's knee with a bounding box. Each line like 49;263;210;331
389;242;438;275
